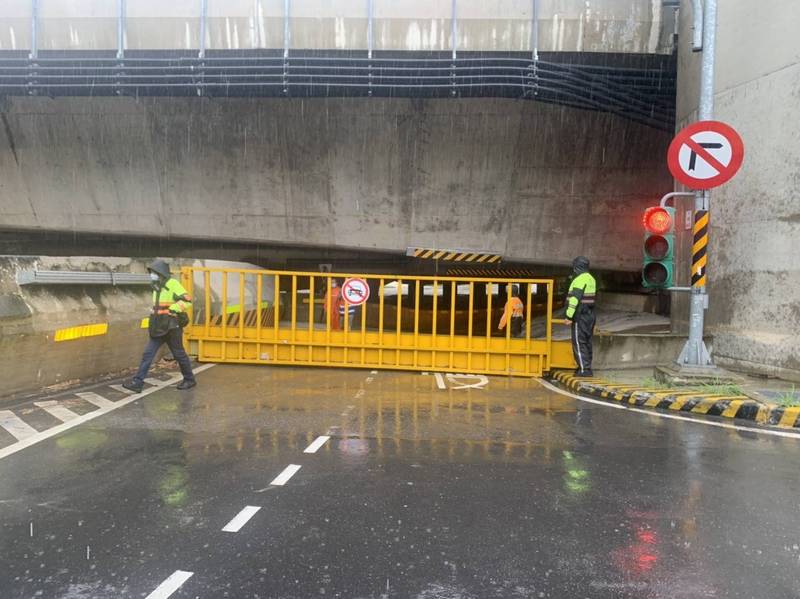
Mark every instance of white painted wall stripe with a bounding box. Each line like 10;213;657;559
145;570;194;599
34;401;79;422
303;435;330;454
0;411;38;441
75;392;114;409
222;505;261;532
0;364;216;461
270;464;302;486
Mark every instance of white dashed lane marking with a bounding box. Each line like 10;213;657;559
144;570;194;599
222;506;261;533
270;464;302;486
303;435;330;454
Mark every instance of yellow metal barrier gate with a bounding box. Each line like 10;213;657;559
182;267;575;377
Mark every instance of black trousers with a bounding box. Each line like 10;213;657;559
134;327;195;384
571;305;596;372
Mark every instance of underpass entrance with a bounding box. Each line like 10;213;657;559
182;266;575;377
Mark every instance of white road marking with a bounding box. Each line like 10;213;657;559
221;506;261;532
370;370;378;374
75;392;114;409
109;384;135;395
34;401;79;422
145;570;194;599
270;464;302;486
0;364;216;461
536;378;800;440
0;411;38;441
144;377;165;386
433;373;447;390
304;435;330;454
447;373;489;390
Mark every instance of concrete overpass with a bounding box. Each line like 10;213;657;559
0;0;676;272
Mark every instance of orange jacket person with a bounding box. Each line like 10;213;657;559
498;286;524;338
324;279;342;330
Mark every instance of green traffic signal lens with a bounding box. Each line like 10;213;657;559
643;262;669;286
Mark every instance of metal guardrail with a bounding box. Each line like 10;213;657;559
16;270;150;286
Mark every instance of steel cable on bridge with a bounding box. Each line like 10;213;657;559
0;53;675;130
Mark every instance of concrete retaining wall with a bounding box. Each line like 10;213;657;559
0;256;160;398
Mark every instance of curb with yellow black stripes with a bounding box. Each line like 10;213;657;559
549;371;800;429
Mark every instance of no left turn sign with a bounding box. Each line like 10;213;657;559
667;120;744;190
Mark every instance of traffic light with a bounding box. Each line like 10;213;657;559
642;206;674;288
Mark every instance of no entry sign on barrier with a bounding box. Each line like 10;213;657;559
667;120;744;190
342;278;370;306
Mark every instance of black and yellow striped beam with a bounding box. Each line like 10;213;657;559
446;267;541;278
406;247;501;263
691;210;709;287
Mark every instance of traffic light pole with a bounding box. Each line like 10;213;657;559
676;0;716;368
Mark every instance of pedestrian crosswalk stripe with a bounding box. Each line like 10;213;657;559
34;401;79;422
0;410;38;441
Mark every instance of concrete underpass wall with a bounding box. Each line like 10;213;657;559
0;96;671;272
0;256;156;397
674;1;800;381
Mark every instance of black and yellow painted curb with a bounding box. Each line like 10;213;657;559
549;370;800;430
406;247;502;263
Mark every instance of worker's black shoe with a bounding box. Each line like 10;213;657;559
122;380;143;393
574;369;594;378
176;379;197;391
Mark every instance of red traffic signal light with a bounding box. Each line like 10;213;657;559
643;207;673;235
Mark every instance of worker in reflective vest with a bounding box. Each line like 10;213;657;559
324;279;342;330
565;256;597;377
123;259;196;393
498;285;524;337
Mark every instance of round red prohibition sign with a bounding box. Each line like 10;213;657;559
341;278;370;306
667;120;744;190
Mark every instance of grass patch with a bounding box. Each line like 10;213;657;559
640;377;670;390
639;377;744;396
687;382;744;396
772;386;799;407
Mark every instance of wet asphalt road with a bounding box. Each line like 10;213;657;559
1;365;800;598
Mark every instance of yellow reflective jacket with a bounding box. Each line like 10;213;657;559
565;272;596;320
152;278;191;315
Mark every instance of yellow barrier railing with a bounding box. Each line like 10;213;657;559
182;267;574;377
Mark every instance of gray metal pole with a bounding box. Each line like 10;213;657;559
367;0;373;59
29;0;38;60
199;0;207;59
451;0;457;61
117;0;126;59
676;0;716;368
531;0;539;60
283;0;290;59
